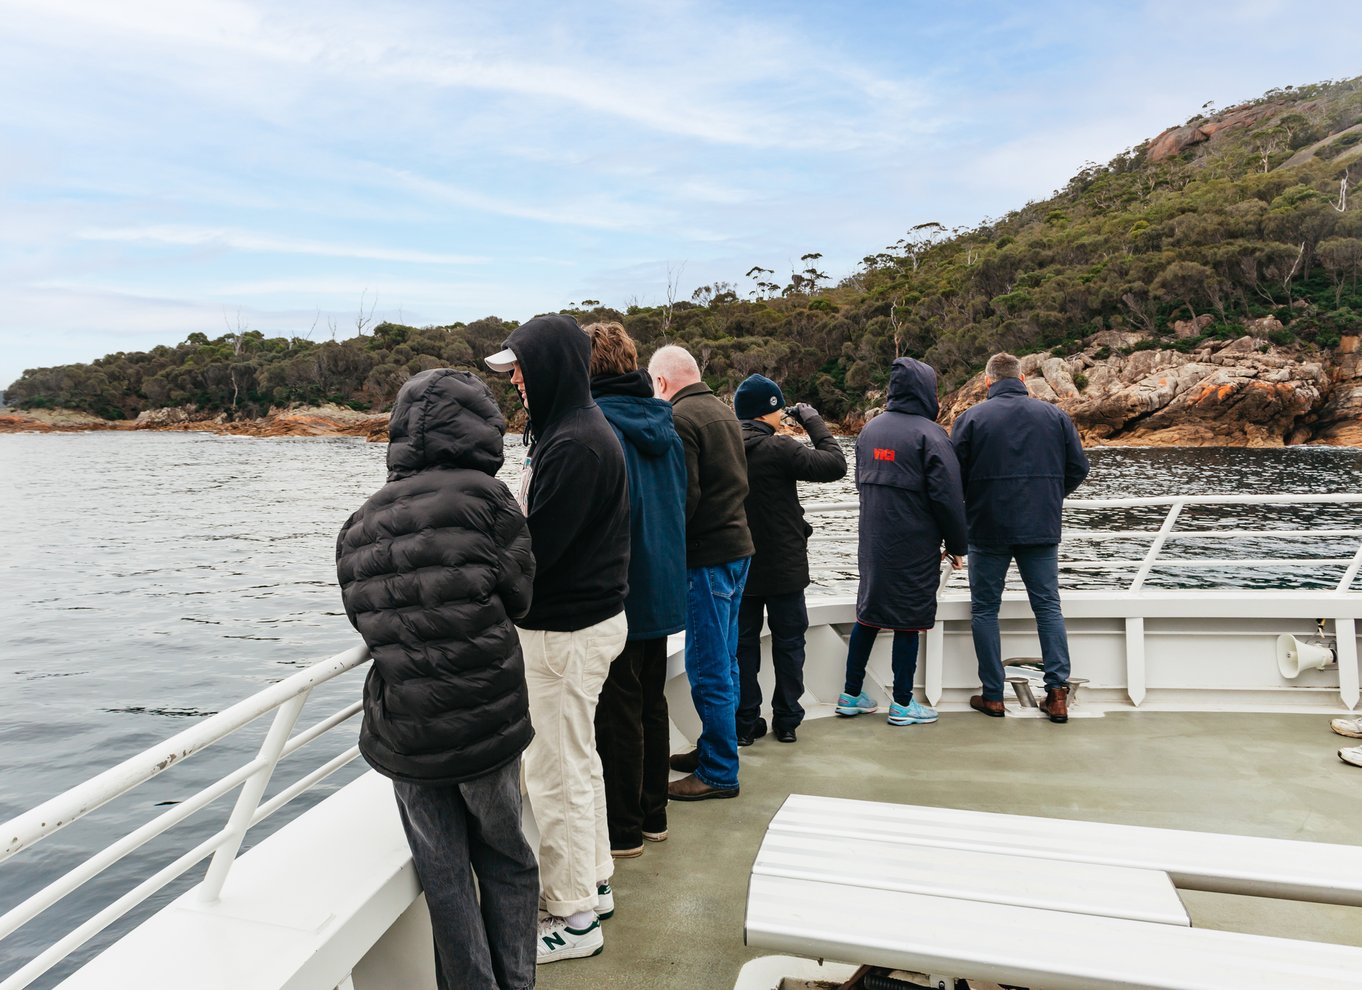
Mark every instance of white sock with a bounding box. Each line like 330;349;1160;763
566;909;595;929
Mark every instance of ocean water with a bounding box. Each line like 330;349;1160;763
2;431;1361;986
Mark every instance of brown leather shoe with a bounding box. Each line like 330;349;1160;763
667;773;739;802
1040;686;1070;723
969;694;1006;717
668;749;699;773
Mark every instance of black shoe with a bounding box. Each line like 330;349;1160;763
775;727;797;744
736;719;767;748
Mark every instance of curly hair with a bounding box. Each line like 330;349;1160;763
584;321;639;377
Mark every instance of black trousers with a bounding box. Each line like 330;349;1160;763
736;591;809;735
594;637;670;849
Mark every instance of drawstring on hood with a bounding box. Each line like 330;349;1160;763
885;357;940;420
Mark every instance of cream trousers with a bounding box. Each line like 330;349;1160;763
518;610;628;917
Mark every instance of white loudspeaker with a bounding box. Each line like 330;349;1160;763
1276;633;1335;679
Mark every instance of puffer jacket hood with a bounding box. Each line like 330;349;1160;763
592;370;675;458
386;368;505;481
885;357;940;420
500;313;593;442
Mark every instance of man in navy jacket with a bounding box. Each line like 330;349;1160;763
950;352;1090;723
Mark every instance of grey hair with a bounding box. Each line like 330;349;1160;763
985;352;1022;381
647;344;701;386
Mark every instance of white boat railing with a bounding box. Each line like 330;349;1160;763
804;492;1362;594
5;491;1362;989
0;644;371;990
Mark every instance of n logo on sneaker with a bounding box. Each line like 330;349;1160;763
542;931;567;949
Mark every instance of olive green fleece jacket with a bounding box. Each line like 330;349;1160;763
669;381;755;569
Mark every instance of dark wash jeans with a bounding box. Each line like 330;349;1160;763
685;558;750;791
595;636;671;849
736;591;808;734
843;622;919;707
968;542;1072;700
392;759;538;990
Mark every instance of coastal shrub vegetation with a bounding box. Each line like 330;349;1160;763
8;77;1362;422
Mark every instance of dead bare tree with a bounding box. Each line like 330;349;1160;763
889;295;906;356
354;289;378;336
222;309;249;409
661;262;686;336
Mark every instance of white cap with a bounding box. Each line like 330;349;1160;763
484;347;517;372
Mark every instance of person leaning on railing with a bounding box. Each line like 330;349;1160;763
732;374;846;746
951;351;1090;724
336;368;539;990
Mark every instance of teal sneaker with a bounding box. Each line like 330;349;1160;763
888;699;938;726
835;691;878;716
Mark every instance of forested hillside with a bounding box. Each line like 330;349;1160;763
9;76;1362;424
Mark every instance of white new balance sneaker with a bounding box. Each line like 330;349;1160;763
537;914;603;963
595;881;614;920
1339;745;1362;768
1330;716;1362;739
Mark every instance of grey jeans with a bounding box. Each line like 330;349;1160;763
392;759;538;990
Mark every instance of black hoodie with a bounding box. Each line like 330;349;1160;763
336;369;535;783
500;314;630;630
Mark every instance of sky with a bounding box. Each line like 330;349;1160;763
1;0;1359;389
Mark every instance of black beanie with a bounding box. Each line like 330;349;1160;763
734;374;785;420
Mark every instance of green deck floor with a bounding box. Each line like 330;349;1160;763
537;708;1362;990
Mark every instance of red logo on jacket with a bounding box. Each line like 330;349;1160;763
873;448;896;462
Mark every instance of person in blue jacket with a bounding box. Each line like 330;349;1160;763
585;322;687;858
837;357;967;727
951;352;1090;723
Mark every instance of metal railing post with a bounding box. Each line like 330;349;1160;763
1130;501;1184;592
1335;539;1362;593
197;691;310;902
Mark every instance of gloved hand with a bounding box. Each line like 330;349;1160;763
787;402;819;424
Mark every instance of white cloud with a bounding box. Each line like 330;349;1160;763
75;226;486;266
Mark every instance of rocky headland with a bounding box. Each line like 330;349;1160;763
938;327;1362;447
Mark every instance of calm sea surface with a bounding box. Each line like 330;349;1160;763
2;432;1362;985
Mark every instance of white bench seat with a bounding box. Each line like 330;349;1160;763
747;872;1362;990
773;793;1362;906
747;794;1362;990
755;831;1189;926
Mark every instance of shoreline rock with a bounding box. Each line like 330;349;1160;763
7;334;1362;449
0;404;389;441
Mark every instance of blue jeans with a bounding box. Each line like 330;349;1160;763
843;623;919;707
968;543;1071;701
685;558;750;790
737;591;808;735
392;759;538;990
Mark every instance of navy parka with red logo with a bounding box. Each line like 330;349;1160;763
853;357;968;630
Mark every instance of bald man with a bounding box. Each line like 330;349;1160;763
649;345;753;801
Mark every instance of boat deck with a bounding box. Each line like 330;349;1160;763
538;707;1362;990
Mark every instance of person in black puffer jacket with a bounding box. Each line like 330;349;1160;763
337;368;538;990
